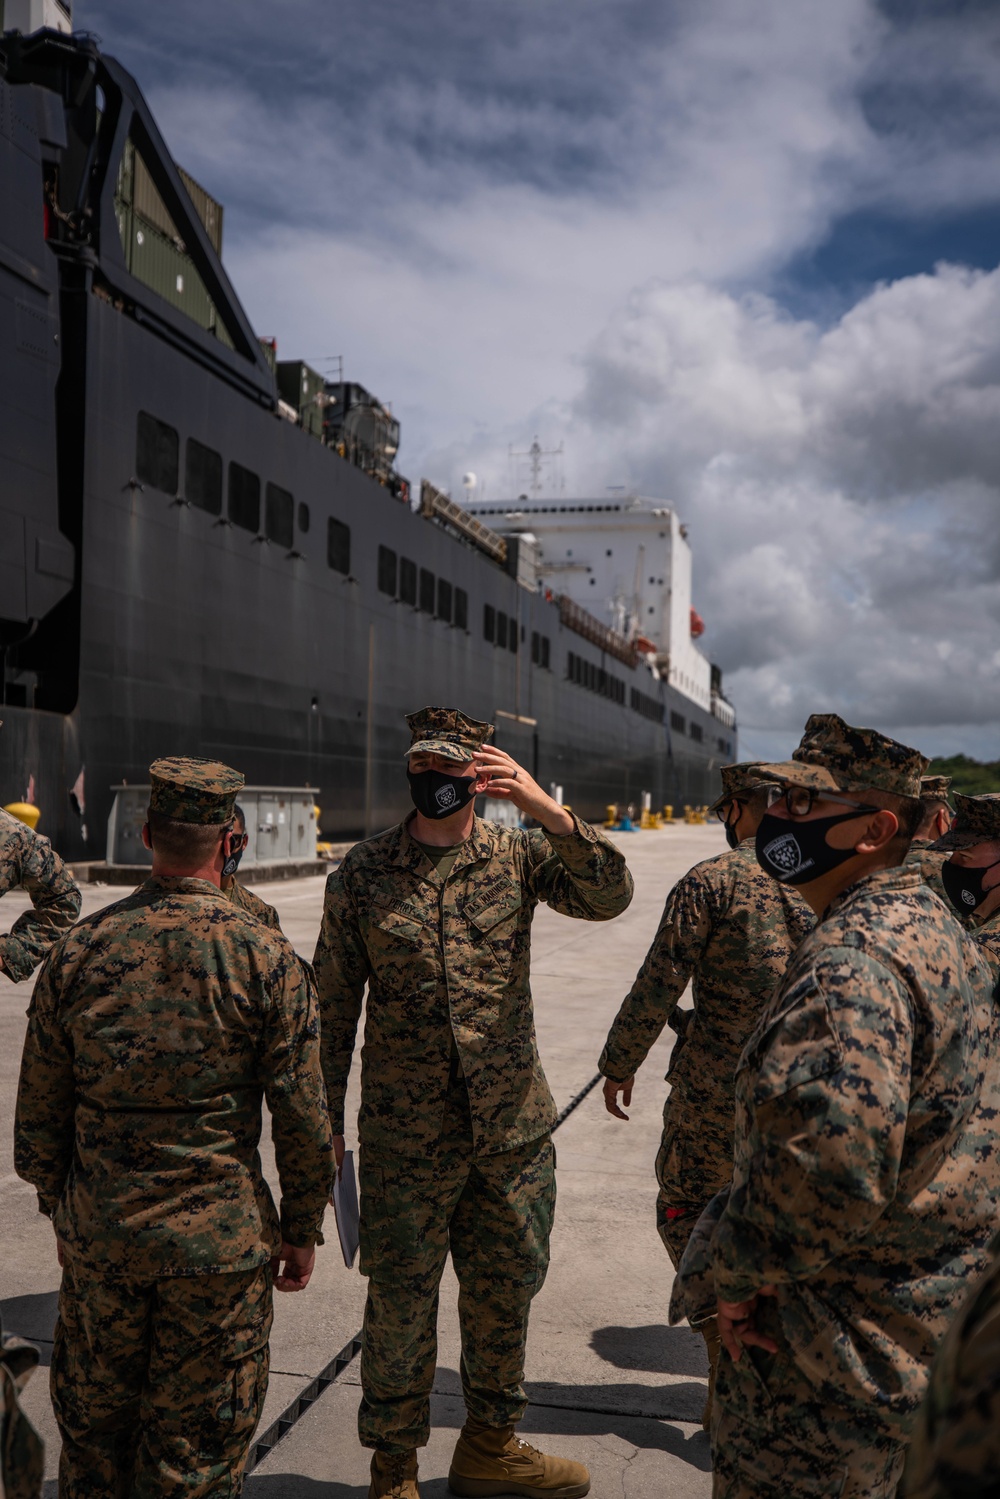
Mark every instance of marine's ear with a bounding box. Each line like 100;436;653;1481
141;822;153;851
854;809;899;855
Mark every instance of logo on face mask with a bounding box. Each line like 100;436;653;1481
962;888;978;906
761;831;813;879
435;784;458;810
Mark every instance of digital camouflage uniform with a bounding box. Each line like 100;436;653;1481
0;1310;44;1499
226;875;281;930
313;708;633;1455
672;717;1000;1499
599;764;812;1428
929;791;1000;986
900;796;1000;1498
903;838;948;900
599;780;813;1261
899;1233;1000;1499
0;807;80;981
14;757;334;1499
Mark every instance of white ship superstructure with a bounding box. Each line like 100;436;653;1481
467;493;736;732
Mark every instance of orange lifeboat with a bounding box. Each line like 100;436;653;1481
690;608;705;638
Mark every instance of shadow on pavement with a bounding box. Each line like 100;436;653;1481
427;1377;710;1467
517;1405;711;1470
0;1290;58;1365
247;1483;370;1498
590;1322;708;1376
430;1365;705;1425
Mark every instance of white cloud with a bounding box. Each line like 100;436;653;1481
548;266;1000;743
136;0;882;452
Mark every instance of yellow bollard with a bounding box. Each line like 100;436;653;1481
4;801;41;830
604;804;618;828
663;804;675;824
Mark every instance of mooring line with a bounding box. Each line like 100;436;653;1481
249;1071;603;1473
553;1072;603;1130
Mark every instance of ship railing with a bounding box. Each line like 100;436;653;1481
711;692;737;727
557;595;638;669
420;481;508;565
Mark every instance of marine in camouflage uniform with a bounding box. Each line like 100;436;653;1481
902;774;953;901
226;875;281;929
223;806;281;931
0;806;80;981
14;757;333;1499
899;795;1000;1498
599;762;813;1426
927;791;1000;983
0;1310;44;1499
671;716;1000;1499
899;1231;1000;1499
313;707;633;1499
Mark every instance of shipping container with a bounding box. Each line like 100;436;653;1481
116;139;223;256
276;359;326;438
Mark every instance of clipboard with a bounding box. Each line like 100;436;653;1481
331;1150;360;1269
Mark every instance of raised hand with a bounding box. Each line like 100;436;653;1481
471;745;574;835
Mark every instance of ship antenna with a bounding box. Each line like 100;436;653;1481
508;436;564;496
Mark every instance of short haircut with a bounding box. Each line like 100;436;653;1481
723;784;771;820
233;803;246;832
147;808;229;866
745;784;773;819
865;789;923;845
914;799;950;840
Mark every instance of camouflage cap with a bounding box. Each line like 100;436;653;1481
919;774;952;803
148;756;244;824
405;707;494;764
930;792;1000;851
707;762;769;815
754;713;927;799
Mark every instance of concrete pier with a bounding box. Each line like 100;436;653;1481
0;822;724;1497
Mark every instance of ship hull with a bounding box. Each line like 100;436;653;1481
0;39;734;856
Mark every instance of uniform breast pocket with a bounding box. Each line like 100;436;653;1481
465;888;525;975
368;909;427;966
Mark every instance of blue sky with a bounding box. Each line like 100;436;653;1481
80;0;1000;761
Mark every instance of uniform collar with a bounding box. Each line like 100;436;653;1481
139;875;225;896
388;813;497;883
822;861;922;922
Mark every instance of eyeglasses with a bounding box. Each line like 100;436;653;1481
767;784;879;820
712;799;746;823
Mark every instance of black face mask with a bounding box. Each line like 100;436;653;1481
941;857;1000;917
222;835;246;880
724;813;741;850
755;809;873;885
407;767;477;822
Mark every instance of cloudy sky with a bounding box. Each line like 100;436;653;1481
84;0;1000;761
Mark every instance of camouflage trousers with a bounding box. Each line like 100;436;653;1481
656;1188;721;1432
358;1099;556;1453
51;1256;272;1498
1;1312;44;1499
712;1345;907;1498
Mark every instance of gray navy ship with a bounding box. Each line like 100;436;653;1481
0;5;737;858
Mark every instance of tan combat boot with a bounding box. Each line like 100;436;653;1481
448;1419;590;1498
369;1449;420;1499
